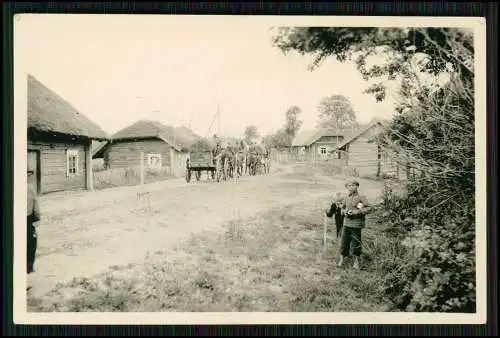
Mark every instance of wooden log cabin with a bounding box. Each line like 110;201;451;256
334;119;403;179
27;74;109;195
96;120;199;177
290;128;346;161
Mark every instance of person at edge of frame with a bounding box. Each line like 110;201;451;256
27;169;41;291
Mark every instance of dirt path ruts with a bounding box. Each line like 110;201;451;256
28;171;338;298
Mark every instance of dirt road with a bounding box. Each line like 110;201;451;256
30;165;371;298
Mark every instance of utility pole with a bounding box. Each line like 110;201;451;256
188;112;194;128
217;102;220;137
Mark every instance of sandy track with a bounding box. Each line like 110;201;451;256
29;170;338;298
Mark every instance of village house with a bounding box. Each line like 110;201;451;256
94;120;202;177
291;128;346;160
27;74;109;195
334;119;401;178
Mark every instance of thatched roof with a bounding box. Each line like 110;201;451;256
176;126;202;145
111;119;204;152
28;74;108;140
291;130;317;147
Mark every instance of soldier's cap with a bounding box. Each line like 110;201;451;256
344;178;360;187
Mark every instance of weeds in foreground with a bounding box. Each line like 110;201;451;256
29;198;392;312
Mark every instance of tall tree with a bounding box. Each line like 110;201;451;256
262;129;289;149
244;125;259;145
261;134;274;150
284;106;303;146
272;27;476;313
316;94;357;131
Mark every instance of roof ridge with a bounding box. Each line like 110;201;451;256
28;74;108;140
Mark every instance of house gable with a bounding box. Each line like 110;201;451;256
336;121;385;150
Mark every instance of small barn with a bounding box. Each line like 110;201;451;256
27;74;109;195
334;119;399;178
291;128;347;161
96;120;201;177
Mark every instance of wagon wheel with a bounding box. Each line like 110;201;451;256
195;171;201;181
185;168;191;183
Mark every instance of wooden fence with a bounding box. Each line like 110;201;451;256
270;149;413;181
269;150;365;176
93;152;178;190
270;150;346;165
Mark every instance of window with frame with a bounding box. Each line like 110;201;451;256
147;153;162;169
320;146;327;155
66;149;79;176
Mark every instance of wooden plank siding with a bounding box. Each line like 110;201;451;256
343;124;383;177
28;139;88;194
342;123;404;179
311;135;344;161
105;139;173;170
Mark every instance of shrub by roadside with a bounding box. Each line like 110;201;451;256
374;181;476;313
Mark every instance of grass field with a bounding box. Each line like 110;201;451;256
27;162;391;312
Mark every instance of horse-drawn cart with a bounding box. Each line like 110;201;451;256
185;139;230;183
185;150;216;183
185;139;218;183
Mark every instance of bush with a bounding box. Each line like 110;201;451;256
378;181;476;312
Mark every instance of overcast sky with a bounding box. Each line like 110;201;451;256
17;14;398;138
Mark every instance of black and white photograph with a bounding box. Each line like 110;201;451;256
13;14;487;325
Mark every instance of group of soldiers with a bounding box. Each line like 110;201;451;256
212;139;270;180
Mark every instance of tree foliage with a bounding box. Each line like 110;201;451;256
244;125;259;145
262;128;289;149
284;106;303;146
272;27;474;101
273;27;476;312
317;94;358;130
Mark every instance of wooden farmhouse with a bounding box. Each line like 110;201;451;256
94;120;202;177
27;74;109;195
334;119;401;178
291;128;347;161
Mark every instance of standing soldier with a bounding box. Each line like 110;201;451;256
27;169;41;289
